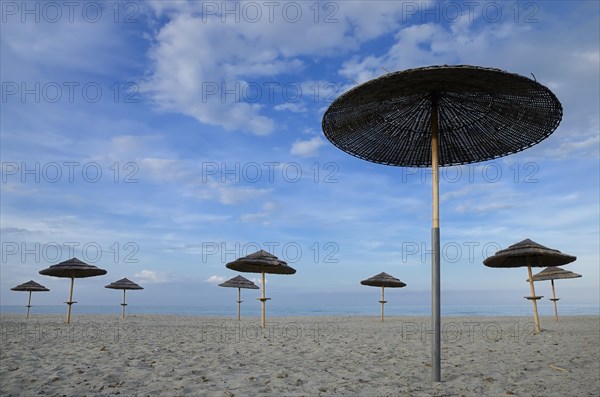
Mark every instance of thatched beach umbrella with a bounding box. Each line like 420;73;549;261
11;280;49;319
484;239;576;333
219;275;259;321
105;278;143;319
226;250;296;328
39;257;107;324
322;65;563;381
360;272;406;322
527;267;581;321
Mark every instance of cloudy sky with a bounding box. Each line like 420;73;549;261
1;1;598;312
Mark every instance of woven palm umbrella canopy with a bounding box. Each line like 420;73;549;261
39;257;107;324
219;275;260;321
11;280;49;319
484;239;576;332
322;64;563;381
360;272;406;322
226;250;296;328
105;278;143;319
526;266;581;322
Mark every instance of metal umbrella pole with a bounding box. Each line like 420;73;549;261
431;95;441;382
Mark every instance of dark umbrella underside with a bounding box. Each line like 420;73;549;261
11;280;49;319
322;65;562;168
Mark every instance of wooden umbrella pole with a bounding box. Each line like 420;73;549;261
551;279;558;322
122;289;126;319
431;94;441;382
261;271;266;328
238;287;241;321
381;286;385;322
67;277;74;324
26;291;32;319
527;264;541;333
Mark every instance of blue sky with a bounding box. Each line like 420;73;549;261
1;1;598;312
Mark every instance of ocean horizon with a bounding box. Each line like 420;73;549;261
2;304;598;317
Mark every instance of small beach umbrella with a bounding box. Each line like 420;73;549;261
527;267;582;321
226;250;296;328
322;65;563;381
360;272;406;322
105;278;143;319
10;280;49;319
484;239;576;333
219;275;259;320
39;257;107;324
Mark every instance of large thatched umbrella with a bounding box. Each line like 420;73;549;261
226;250;296;328
219;275;259;320
527;266;582;321
484;239;576;333
322;65;563;381
39;257;107;324
105;278;143;319
361;272;406;322
11;280;49;319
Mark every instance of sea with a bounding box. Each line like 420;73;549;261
1;304;598;317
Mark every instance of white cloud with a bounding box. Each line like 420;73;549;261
133;270;173;284
218;186;271;205
274;102;308;113
239;201;280;224
250;276;265;286
544;135;600;159
143;2;414;134
455;202;512;214
138;157;185;182
205;275;225;284
290;137;326;157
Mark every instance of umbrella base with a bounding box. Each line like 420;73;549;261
524;296;543;300
549;298;560;301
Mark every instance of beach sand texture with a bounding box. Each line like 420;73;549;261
1;314;598;396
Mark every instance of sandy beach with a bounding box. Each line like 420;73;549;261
1;314;598;396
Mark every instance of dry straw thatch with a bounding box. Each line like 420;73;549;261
11;280;49;319
39;257;107;324
361;272;406;323
226;250;296;327
105;278;143;319
484;239;576;333
219;275;260;321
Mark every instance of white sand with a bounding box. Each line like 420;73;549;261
1;314;598;396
